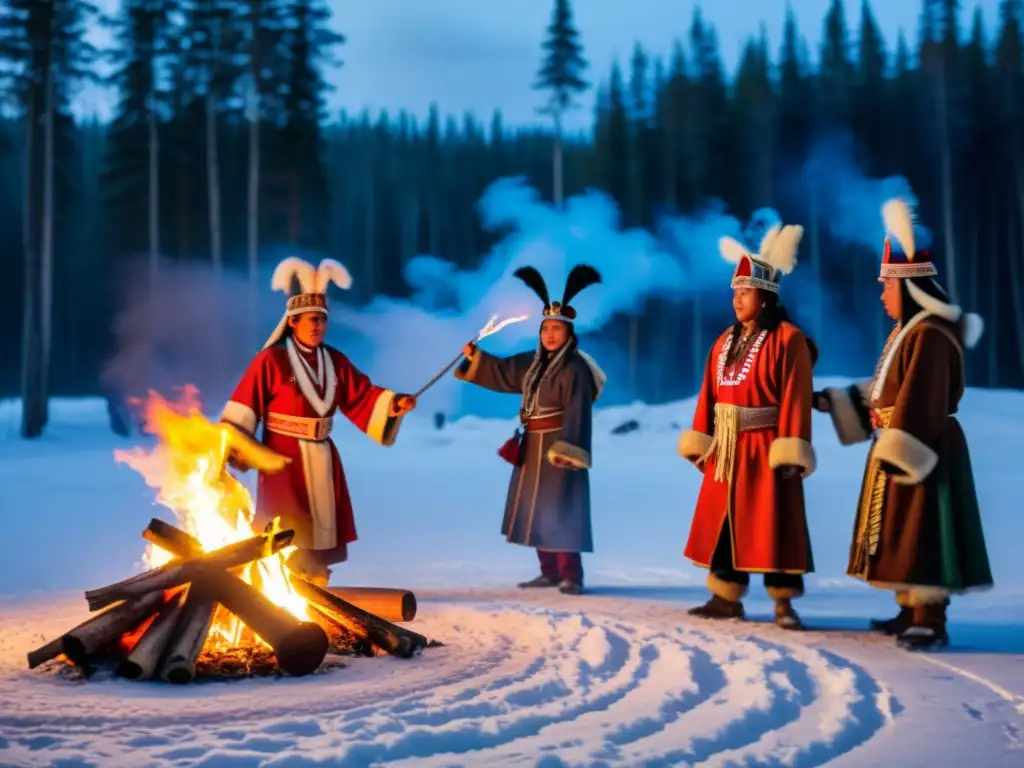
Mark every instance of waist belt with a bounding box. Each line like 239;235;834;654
702;404;780;485
729;405;779;432
521;411;565;432
265;412;333;441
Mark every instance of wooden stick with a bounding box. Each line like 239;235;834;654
60;591;167;669
159;586;217;684
26;637;65;670
288;576;428;659
412;351;465;398
193;567;328;677
84;529;294;612
144;517;426;658
117;590;186;680
327;586;417;623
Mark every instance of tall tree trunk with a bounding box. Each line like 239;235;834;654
807;168;823;344
552;112;564;208
247;84;260;349
21;88;43;438
1009;157;1024;375
248;1;261;350
987;196;1000;385
937;64;959;302
206;89;222;277
40;61;55;425
148;103;160;304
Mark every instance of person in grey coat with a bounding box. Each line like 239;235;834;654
455;265;606;594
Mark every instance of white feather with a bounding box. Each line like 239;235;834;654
756;224;782;260
882;198;916;259
271;257;316;294
961;312;984;349
719;236;749;265
764;224;804;276
315;259;353;292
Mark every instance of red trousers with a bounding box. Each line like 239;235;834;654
537;550;583;583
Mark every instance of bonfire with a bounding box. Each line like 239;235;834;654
27;387;431;683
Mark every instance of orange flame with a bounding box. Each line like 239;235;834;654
115;387;310;647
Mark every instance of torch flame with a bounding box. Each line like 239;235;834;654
115;387;310;647
476;313;530;340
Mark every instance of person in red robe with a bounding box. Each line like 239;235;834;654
678;223;817;630
220;257;417;584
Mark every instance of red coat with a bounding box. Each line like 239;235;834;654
678;322;817;573
220;338;403;557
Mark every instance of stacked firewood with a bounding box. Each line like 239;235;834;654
27;518;432;683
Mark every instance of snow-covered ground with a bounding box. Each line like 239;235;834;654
1;380;1022;766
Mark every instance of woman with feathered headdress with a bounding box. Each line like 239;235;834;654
454;265;606;595
678;222;818;630
219;257;418;586
814;199;993;650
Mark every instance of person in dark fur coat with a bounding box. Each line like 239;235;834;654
814;198;993;650
455;265;606;595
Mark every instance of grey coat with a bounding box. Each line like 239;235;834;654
455;346;604;552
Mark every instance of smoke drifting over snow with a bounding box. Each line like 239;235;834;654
800;134;933;252
104;139;922;414
331;178;752;412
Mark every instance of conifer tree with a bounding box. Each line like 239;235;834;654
534;0;588;206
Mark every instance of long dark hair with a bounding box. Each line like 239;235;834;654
726;290;818;366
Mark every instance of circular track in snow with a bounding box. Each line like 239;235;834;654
0;592;902;766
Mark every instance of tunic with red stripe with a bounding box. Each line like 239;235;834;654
220;338;403;555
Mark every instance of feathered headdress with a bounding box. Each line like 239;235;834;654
263;257;353;349
513;264;602;321
878;199;985;349
880;198;936;279
718;222;804;293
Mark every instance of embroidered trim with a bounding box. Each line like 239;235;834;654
731;276;779;293
870;310;929;404
286;338;337;418
879;262;938;279
716;329;768;388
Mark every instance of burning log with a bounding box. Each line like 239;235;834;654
158;587;217;684
288;577;428;659
54;591;168;670
192;566;328;677
140;521;329;678
84;529;295;612
327;587;417;623
117;590;186;680
26;592;164;669
143;517;429;658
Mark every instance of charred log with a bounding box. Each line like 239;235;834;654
84;529;294;612
193;566;328;677
60;591;167;669
118;590;186;680
288;577;428;659
143;517;429;660
159;586;217;685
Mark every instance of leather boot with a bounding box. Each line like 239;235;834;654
897;602;950;650
869;606;914;635
774;598;804;630
688;595;745;620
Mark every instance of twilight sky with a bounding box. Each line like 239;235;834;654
81;0;1002;130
